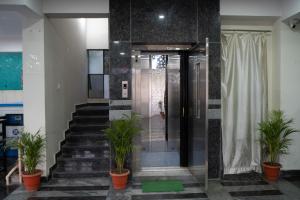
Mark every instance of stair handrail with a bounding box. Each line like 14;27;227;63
5;140;22;185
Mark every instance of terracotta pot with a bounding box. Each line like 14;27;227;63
263;162;281;181
110;169;130;190
22;170;42;192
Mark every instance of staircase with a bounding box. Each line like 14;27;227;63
34;103;111;199
52;103;110;178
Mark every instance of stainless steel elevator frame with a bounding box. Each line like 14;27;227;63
131;40;209;190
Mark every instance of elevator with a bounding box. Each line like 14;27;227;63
131;42;208;188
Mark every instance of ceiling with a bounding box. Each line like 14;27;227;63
0;11;22;37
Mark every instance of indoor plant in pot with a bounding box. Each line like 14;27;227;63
104;114;141;189
258;110;298;181
18;130;45;191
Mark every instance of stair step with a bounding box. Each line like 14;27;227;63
70;124;109;132
62;145;110;158
52;170;109;178
45;177;110;186
29;196;106;200
76;103;109;109
68;131;106;135
56;157;110;171
74;107;109;116
67;133;107;140
57;157;109;162
77;106;110;111
61;152;110;159
39;185;110;191
70;122;109;127
73;116;109;124
62;144;109;150
66;137;108;146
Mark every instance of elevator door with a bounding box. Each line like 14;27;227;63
187;43;208;189
132;53;181;169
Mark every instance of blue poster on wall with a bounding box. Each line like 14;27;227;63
0;52;23;90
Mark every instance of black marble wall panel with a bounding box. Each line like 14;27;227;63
209;42;221;99
131;0;197;43
110;0;222;179
208;119;221;178
207;0;221;43
109;42;131;100
198;0;220;43
208;41;221;178
198;0;209;42
110;0;131;41
103;50;110;74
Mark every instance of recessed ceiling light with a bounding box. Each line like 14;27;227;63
120;52;125;56
158;15;165;19
175;48;180;50
113;41;120;44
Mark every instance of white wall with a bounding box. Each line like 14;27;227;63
21;16;88;176
220;0;282;17
86;18;109;49
22;18;46;173
44;17;87;175
43;0;109;14
272;20;300;170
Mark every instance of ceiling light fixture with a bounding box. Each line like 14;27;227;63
120;52;125;56
158;15;165;19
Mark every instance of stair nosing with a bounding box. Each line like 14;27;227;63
67;134;106;137
70;124;109;127
74;115;109;118
53;170;109;174
63;145;109;148
57;157;109;161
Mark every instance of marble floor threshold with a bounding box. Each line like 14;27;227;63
3;172;300;200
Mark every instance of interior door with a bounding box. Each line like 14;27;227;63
132;53;181;169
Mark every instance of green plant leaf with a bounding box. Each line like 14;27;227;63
104;113;141;173
258;110;299;165
18;130;45;174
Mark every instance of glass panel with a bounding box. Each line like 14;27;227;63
88;74;104;98
88;50;103;74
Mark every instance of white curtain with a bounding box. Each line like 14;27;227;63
221;31;268;174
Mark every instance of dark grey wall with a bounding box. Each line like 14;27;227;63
109;0;221;178
131;0;198;43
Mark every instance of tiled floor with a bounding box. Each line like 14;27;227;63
2;170;300;200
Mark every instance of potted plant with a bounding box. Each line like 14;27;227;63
258;110;298;181
18;131;45;191
104;114;141;189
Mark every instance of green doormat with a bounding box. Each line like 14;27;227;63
142;180;184;193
